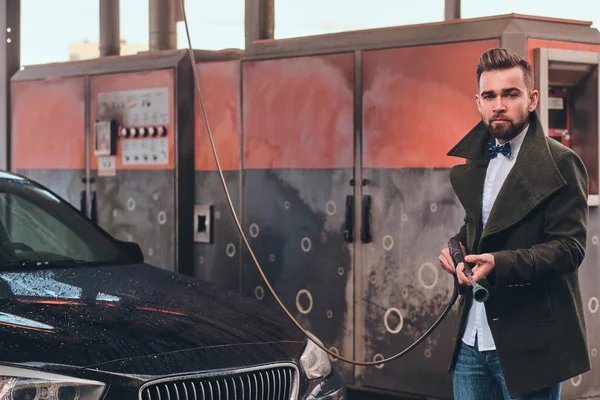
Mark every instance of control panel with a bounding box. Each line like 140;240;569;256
95;87;171;169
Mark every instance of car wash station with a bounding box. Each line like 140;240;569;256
1;0;600;399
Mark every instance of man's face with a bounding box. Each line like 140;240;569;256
476;66;539;143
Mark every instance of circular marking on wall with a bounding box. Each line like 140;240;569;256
424;349;432;358
593;236;599;245
127;234;133;242
571;375;582;387
589;297;599;314
226;243;236;258
157;211;167;225
430;203;437;213
152;192;160;201
592;348;597;358
148;248;154;257
370;273;376;284
326;201;337;216
384;307;404;335
112;209;119;218
383;235;394;251
296;289;313;315
326;310;333;319
249;223;260;238
254;286;265;301
301;237;312;252
328;346;339;362
284;201;291;209
338;267;344;276
127;198;136;211
401;213;408;222
418;262;439;289
373;354;385;369
199;256;205;265
215;211;221;220
269;254;276;263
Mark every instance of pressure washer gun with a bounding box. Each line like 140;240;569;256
448;237;489;303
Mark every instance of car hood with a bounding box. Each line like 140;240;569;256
0;263;306;371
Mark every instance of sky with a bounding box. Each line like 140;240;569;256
18;0;600;66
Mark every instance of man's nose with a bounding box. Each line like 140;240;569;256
493;98;507;112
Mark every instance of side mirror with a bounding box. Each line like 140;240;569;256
116;240;144;263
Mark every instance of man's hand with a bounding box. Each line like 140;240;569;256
439;242;466;275
460;253;495;285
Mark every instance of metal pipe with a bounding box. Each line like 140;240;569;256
149;0;177;51
245;0;274;49
444;0;461;20
0;0;20;171
99;0;120;56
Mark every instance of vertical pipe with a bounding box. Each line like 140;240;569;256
353;49;364;385
99;0;120;56
0;0;19;171
149;0;177;51
444;0;461;20
84;76;92;219
245;0;274;49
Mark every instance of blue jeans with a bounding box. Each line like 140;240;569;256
453;340;561;400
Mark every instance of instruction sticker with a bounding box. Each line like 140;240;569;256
98;156;116;177
97;87;170;126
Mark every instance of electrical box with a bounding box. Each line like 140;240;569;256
193;204;214;244
94;119;118;156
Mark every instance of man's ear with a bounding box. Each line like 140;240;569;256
528;89;540;112
475;94;482;114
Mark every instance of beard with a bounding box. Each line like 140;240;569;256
485;113;529;142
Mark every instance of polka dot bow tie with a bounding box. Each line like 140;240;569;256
488;142;512;159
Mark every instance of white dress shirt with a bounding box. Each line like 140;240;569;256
461;123;529;350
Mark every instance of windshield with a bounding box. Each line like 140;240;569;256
0;177;135;268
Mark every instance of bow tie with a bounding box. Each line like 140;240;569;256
488;142;512;159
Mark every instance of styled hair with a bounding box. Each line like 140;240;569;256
476;48;534;92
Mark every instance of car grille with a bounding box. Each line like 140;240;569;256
139;364;299;400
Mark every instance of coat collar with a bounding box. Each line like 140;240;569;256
447;111;567;248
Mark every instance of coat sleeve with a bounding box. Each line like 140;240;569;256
488;150;589;287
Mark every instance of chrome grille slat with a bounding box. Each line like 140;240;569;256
189;382;198;400
230;377;237;400
181;382;189;400
208;381;214;400
199;382;207;400
141;366;296;400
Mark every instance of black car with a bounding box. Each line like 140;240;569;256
0;171;345;399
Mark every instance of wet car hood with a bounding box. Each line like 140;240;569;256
0;263;306;373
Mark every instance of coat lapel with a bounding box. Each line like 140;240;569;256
480;112;566;243
447;119;490;231
447;112;567;249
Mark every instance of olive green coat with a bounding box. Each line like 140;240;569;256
446;111;591;398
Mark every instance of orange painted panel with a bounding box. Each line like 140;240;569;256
243;53;354;169
363;39;500;169
195;60;241;171
90;70;176;171
527;39;600;65
12;78;85;170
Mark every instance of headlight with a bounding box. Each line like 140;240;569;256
0;365;105;400
300;334;332;380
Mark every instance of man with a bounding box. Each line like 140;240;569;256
439;47;590;399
